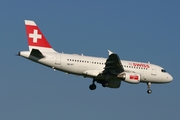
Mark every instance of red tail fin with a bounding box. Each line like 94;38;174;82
25;20;55;52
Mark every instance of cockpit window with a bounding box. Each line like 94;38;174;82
161;69;166;73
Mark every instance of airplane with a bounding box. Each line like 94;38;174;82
18;20;173;94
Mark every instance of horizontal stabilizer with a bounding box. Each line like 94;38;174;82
30;49;44;58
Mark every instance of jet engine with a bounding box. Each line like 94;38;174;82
117;72;140;84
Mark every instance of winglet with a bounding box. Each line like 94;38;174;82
108;50;113;55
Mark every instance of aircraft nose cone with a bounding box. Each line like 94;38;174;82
167;74;173;82
169;74;173;81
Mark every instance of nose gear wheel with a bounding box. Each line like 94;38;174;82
147;82;152;94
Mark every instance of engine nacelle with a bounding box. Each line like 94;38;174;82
117;72;140;84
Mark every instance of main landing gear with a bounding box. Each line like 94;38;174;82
147;82;152;94
89;80;153;94
89;80;96;90
101;82;109;87
89;79;109;90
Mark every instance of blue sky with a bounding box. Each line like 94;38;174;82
0;0;179;120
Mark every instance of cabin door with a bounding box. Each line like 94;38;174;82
151;65;157;75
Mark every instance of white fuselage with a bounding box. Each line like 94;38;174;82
20;20;173;93
20;51;173;84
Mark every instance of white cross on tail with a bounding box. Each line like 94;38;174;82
29;29;42;43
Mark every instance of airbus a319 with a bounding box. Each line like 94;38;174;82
18;20;173;94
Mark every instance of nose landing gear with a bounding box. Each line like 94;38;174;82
147;82;152;94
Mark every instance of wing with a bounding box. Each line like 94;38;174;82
103;50;124;75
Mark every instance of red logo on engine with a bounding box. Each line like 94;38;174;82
130;75;139;80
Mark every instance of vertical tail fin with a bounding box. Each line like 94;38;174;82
25;20;55;52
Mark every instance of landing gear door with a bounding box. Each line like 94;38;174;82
55;54;61;65
151;65;156;75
